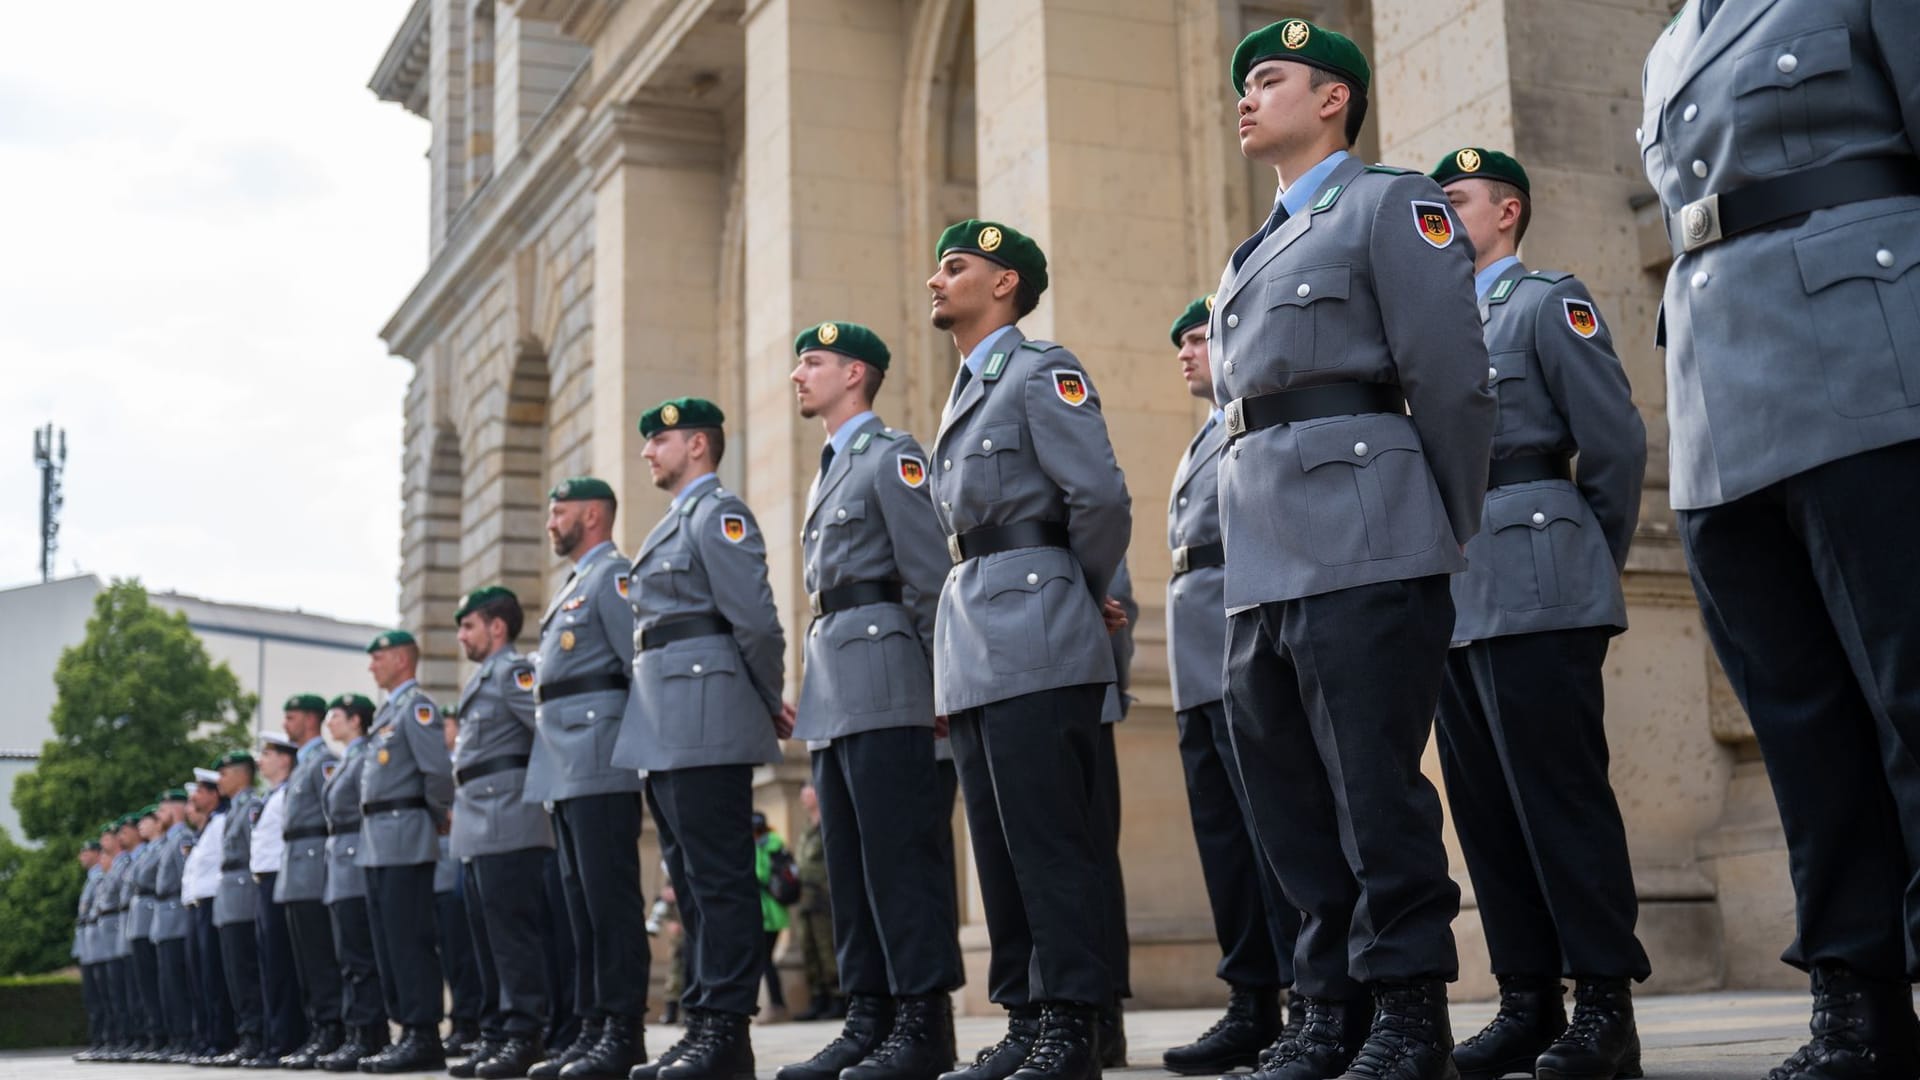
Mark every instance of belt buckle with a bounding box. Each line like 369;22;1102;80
1678;192;1722;253
1224;398;1247;438
947;534;963;564
1171;545;1190;574
808;591;824;617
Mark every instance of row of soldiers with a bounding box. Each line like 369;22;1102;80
70;4;1920;1080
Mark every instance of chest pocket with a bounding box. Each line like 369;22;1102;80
821;498;866;566
1296;414;1440;565
640;551;695;608
960;423;1022;503
1487;349;1532;437
659;647;739;748
1265;264;1351;370
1488;487;1588;610
1733;25;1853;174
1794;208;1920;417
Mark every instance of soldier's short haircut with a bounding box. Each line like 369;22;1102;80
837;354;887;403
695;427;726;466
470;591;525;642
1484;179;1533;242
1013;276;1043;319
334;700;373;734
1308;67;1369;146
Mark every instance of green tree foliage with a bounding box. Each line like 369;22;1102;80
2;580;254;973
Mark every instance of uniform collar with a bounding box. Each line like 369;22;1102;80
962;325;1018;377
1278;150;1350;219
297;736;324;762
671;472;720;512
827;411;878;458
573;540;614;575
346;736;367;752
388;678;418;701
1475;255;1523;300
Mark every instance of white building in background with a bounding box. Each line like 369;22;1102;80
0;575;387;843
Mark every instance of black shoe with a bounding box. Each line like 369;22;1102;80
845;993;957;1080
1766;964;1920;1080
632;1010;707;1080
214;1036;262;1068
940;1007;1043;1080
776;993;893;1080
317;1026;386;1073
1336;981;1455;1080
663;1004;681;1026
454;1040;507;1078
1007;1003;1098;1080
831;997;851;1021
1535;979;1641;1080
534;1019;604;1079
361;1024;447;1074
243;1046;293;1068
659;1010;754;1080
1250;993;1372;1080
447;1022;485;1058
1165;985;1283;1075
1454;977;1565;1080
563;1015;647;1079
479;1036;550;1079
1097;1006;1127;1070
287;1024;346;1070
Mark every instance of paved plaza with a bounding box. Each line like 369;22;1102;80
2;991;1828;1080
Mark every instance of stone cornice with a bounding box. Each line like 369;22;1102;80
370;0;432;118
577;101;726;189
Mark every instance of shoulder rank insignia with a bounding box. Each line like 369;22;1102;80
1366;163;1415;175
514;668;536;692
897;454;927;488
1310;184;1344;213
1563;298;1600;338
983;352;1008;381
851;432;874;454
1052;370;1090;407
1489;277;1518;304
721;513;747;543
615;573;630;599
415;704;435;726
1411;201;1454;249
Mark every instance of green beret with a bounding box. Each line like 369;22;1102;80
283;693;329;715
936;220;1049;296
98;821;115;835
161;788;189;804
329;693;376;716
1429;146;1530;195
214;750;255;770
1232;18;1371;95
85;839;101;852
640;397;725;438
138;805;159;820
794;321;891;371
366;629;415;653
114;816;134;830
1170;294;1216;346
549;476;616;503
456;585;518;623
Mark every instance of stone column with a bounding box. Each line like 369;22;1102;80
399;346;467;700
429;0;470;252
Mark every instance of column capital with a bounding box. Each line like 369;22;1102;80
576;101;726;188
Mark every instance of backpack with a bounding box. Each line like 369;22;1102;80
766;846;801;906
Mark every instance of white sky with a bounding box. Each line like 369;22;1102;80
0;3;429;627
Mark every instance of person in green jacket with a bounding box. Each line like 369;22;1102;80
754;812;792;1018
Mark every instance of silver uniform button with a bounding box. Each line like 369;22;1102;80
866;625;879;636
1634;126;1643;143
1532;511;1547;525
659;560;670;571
1683;103;1698;122
943;459;952;470
941;501;950;510
809;529;820;540
810;627;819;638
981;439;993;450
1226;314;1239;328
1777;53;1798;74
1026;573;1039;585
586;710;596;720
1692;271;1710;288
691;664;703;674
1225;361;1236;374
1878;249;1896;268
1692;159;1708;178
836;508;846;520
1354;442;1368;457
1488;366;1498;380
1296;283;1311;298
1178;496;1189;507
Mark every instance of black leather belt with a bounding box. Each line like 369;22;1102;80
1488;454;1572;488
456;755;530;787
283;825;328;842
1223;383;1406;439
326;824;359;838
640;615;733;651
157;892;179;902
1671;156;1920;256
1171;541;1225;576
948;521;1070;564
809;580;903;617
360;797;429;816
535;672;630;704
135;887;156;897
220;859;246;872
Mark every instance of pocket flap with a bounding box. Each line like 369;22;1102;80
1267;264;1351;309
824;498;866;528
982;549;1076;598
1488;351;1529;386
1795;212;1920;293
829;614;915;648
661;648;739;679
643;552;694;575
963;424;1022;458
1296;413;1422;472
1733;25;1850;96
1639;99;1663;147
1489;487;1585;532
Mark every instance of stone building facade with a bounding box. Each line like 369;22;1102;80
373;0;1793;1006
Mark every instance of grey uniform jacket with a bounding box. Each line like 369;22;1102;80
1166;414;1229;712
152;822;193;941
1642;0;1920;509
127;843;158;941
1102;560;1138;724
1210;157;1496;606
358;684;454;869
614;483;786;772
794;416;948;742
275;739;339;904
214;790;260;927
98;857;130;959
1453;264;1647;642
452;647;553;858
75;869;100;964
322;742;371;903
928;326;1134;713
527;544;646;803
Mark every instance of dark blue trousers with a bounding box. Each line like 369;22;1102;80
255;875;306;1054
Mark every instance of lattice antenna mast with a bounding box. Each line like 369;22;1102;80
33;424;66;583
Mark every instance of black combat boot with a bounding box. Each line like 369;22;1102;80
1097;1004;1127;1070
1534;979;1641;1080
362;1023;446;1074
478;1035;550;1079
776;993;893;1080
659;1009;754;1080
1765;964;1920;1080
632;1010;708;1080
214;1034;262;1067
283;1022;344;1070
533;1018;604;1079
941;1006;1043;1080
844;994;955;1080
243;1038;294;1068
317;1024;387;1072
453;1038;506;1077
1253;994;1372;1080
1006;1003;1098;1080
1453;977;1565;1080
446;1021;485;1058
562;1015;647;1079
1337;981;1455;1080
1164;984;1283;1075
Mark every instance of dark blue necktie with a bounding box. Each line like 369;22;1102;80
819;442;835;481
1230;200;1288;272
950;364;973;405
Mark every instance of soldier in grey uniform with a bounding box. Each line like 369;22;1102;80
449;585;559;1079
357;630;455;1074
152;789;199;1061
1428;147;1650;1080
1211;21;1495;1080
89;823;130;1060
211;749;267;1066
923;219;1132;1080
75;841;105;1061
1641;3;1920;1076
777;322;962;1080
525;475;650;1080
128;806;166;1060
275;694;345;1070
613;396;787;1080
317;694;391;1072
1156;295;1299;1077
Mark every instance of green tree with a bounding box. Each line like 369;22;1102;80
2;579;254;973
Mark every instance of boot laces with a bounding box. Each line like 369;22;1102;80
1560;983;1626;1047
1345;989;1436;1078
1019;1010;1082;1074
1267;998;1344;1067
1461;984;1551;1049
1190;991;1259;1044
867;1000;933;1064
970;1012;1040;1066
